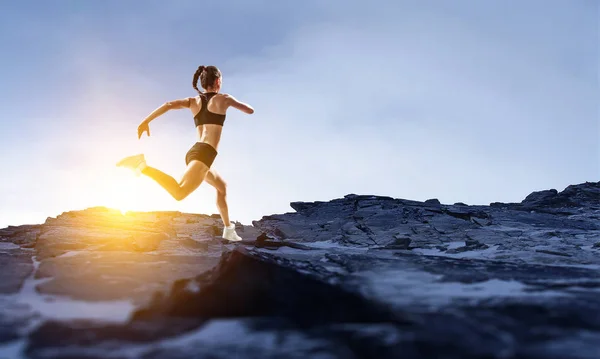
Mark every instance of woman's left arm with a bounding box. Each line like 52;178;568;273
138;97;193;138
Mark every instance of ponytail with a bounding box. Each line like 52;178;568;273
192;65;221;94
192;65;205;95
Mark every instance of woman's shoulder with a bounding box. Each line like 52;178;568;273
220;93;239;102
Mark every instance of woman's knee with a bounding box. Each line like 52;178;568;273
216;178;227;196
216;185;228;205
217;189;227;203
174;184;197;201
173;190;188;201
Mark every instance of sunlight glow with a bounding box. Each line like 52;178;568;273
74;166;224;220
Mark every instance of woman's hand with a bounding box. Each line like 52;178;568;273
138;121;150;139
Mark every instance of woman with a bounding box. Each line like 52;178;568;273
117;65;254;241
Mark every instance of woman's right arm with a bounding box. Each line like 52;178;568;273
224;94;254;114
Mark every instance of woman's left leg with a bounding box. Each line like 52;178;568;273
142;160;209;201
117;153;208;201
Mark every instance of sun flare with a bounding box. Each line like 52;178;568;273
96;170;160;215
73;164;221;220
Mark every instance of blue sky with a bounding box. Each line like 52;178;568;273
0;0;598;228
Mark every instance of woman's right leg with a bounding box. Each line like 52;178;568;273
205;169;230;226
205;169;242;241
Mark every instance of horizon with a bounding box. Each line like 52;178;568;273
1;1;598;228
5;179;598;228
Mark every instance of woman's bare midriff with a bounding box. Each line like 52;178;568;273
196;124;222;150
189;94;227;151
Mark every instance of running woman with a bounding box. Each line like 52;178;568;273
117;65;254;241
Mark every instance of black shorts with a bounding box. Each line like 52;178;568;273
185;142;218;167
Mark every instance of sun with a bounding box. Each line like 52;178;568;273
97;170;155;215
86;166;218;218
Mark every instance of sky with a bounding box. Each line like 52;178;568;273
0;0;598;228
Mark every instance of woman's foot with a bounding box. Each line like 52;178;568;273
116;154;147;175
222;223;243;241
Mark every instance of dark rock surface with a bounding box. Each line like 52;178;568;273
0;250;34;295
0;181;599;358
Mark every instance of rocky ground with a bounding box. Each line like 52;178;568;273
0;181;598;358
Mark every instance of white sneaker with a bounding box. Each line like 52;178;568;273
116;154;147;175
222;223;243;241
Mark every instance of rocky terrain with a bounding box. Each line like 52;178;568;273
0;181;598;358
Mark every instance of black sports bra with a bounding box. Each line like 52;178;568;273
194;92;226;127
